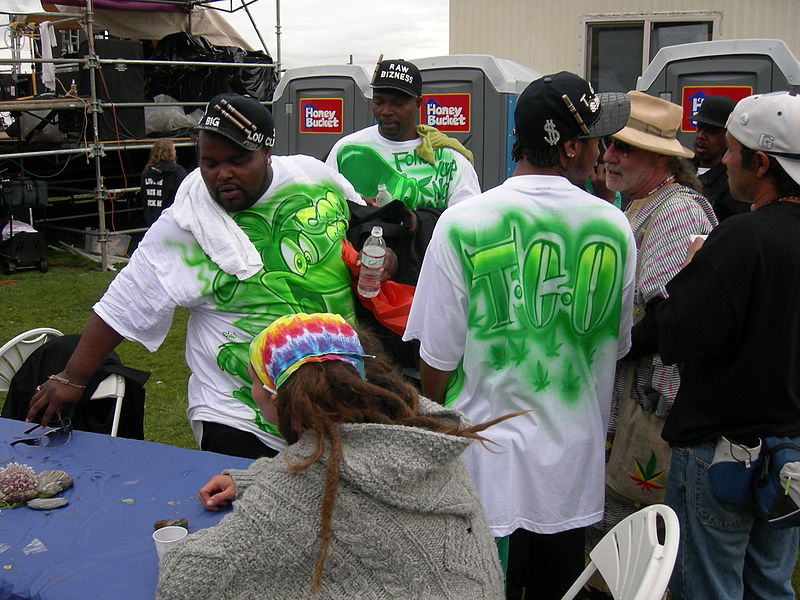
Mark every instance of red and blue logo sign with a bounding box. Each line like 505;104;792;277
420;93;471;133
299;98;343;134
681;86;753;132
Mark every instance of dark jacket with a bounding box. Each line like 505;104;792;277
2;334;150;439
347;199;442;369
141;161;187;226
658;203;800;446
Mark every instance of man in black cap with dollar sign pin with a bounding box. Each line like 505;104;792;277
404;72;636;600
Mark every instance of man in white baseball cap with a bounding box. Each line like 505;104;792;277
635;90;800;600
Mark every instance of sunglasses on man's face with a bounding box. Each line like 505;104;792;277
603;137;635;157
11;418;73;449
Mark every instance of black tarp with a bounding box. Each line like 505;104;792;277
145;32;278;102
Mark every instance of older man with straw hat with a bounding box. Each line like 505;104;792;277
593;92;718;543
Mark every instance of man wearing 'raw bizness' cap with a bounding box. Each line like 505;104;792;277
596;92;718;551
326;57;482;372
404;72;637;599
647;90;800;600
28;93;370;459
326;57;480;212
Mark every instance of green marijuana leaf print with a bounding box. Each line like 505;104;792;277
562;362;581;395
544;329;562;358
534;361;551;392
488;343;506;371
508;336;529;366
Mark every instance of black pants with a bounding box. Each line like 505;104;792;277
506;526;586;600
199;421;279;459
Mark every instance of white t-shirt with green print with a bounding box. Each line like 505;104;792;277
404;174;637;536
94;156;360;452
326;124;481;210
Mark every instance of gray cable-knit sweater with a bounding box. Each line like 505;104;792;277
156;399;504;599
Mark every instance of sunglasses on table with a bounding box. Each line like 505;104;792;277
11;418;73;449
603;137;635;157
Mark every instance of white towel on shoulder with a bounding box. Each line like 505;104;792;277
170;168;263;281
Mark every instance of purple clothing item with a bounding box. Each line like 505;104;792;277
51;0;182;11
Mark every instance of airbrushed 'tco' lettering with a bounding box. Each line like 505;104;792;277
465;227;621;335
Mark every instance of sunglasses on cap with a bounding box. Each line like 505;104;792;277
603;137;635;158
11;418;73;449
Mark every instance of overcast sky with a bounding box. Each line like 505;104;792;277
224;0;450;72
0;0;449;74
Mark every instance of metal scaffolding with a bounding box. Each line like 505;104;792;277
0;0;278;270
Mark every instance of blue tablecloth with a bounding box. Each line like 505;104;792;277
0;418;252;600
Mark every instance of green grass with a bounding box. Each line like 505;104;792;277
0;248;196;450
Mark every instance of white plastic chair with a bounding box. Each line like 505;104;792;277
91;373;126;437
0;328;63;394
560;504;680;600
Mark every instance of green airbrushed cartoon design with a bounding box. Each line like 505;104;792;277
444;210;627;406
335;144;459;210
177;182;356;436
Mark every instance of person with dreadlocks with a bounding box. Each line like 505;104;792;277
156;312;509;599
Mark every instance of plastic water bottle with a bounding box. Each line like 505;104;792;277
375;183;392;207
357;226;386;298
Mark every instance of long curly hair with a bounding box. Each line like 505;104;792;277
271;330;519;593
667;156;703;193
146;138;177;167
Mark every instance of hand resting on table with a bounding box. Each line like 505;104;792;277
198;474;237;511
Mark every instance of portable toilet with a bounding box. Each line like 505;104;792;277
637;39;800;148
414;55;541;191
271;65;374;159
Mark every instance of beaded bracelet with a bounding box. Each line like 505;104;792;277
48;374;87;390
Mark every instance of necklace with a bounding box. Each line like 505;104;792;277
753;195;800;211
642;175;675;198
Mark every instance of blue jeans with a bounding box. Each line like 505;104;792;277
665;442;799;600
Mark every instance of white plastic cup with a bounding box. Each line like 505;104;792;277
152;525;188;560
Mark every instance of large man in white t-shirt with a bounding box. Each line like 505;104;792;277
27;94;364;458
326;58;480;211
404;72;636;599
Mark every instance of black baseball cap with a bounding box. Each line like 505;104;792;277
196;93;275;151
371;59;422;97
514;72;630;149
691;95;737;129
